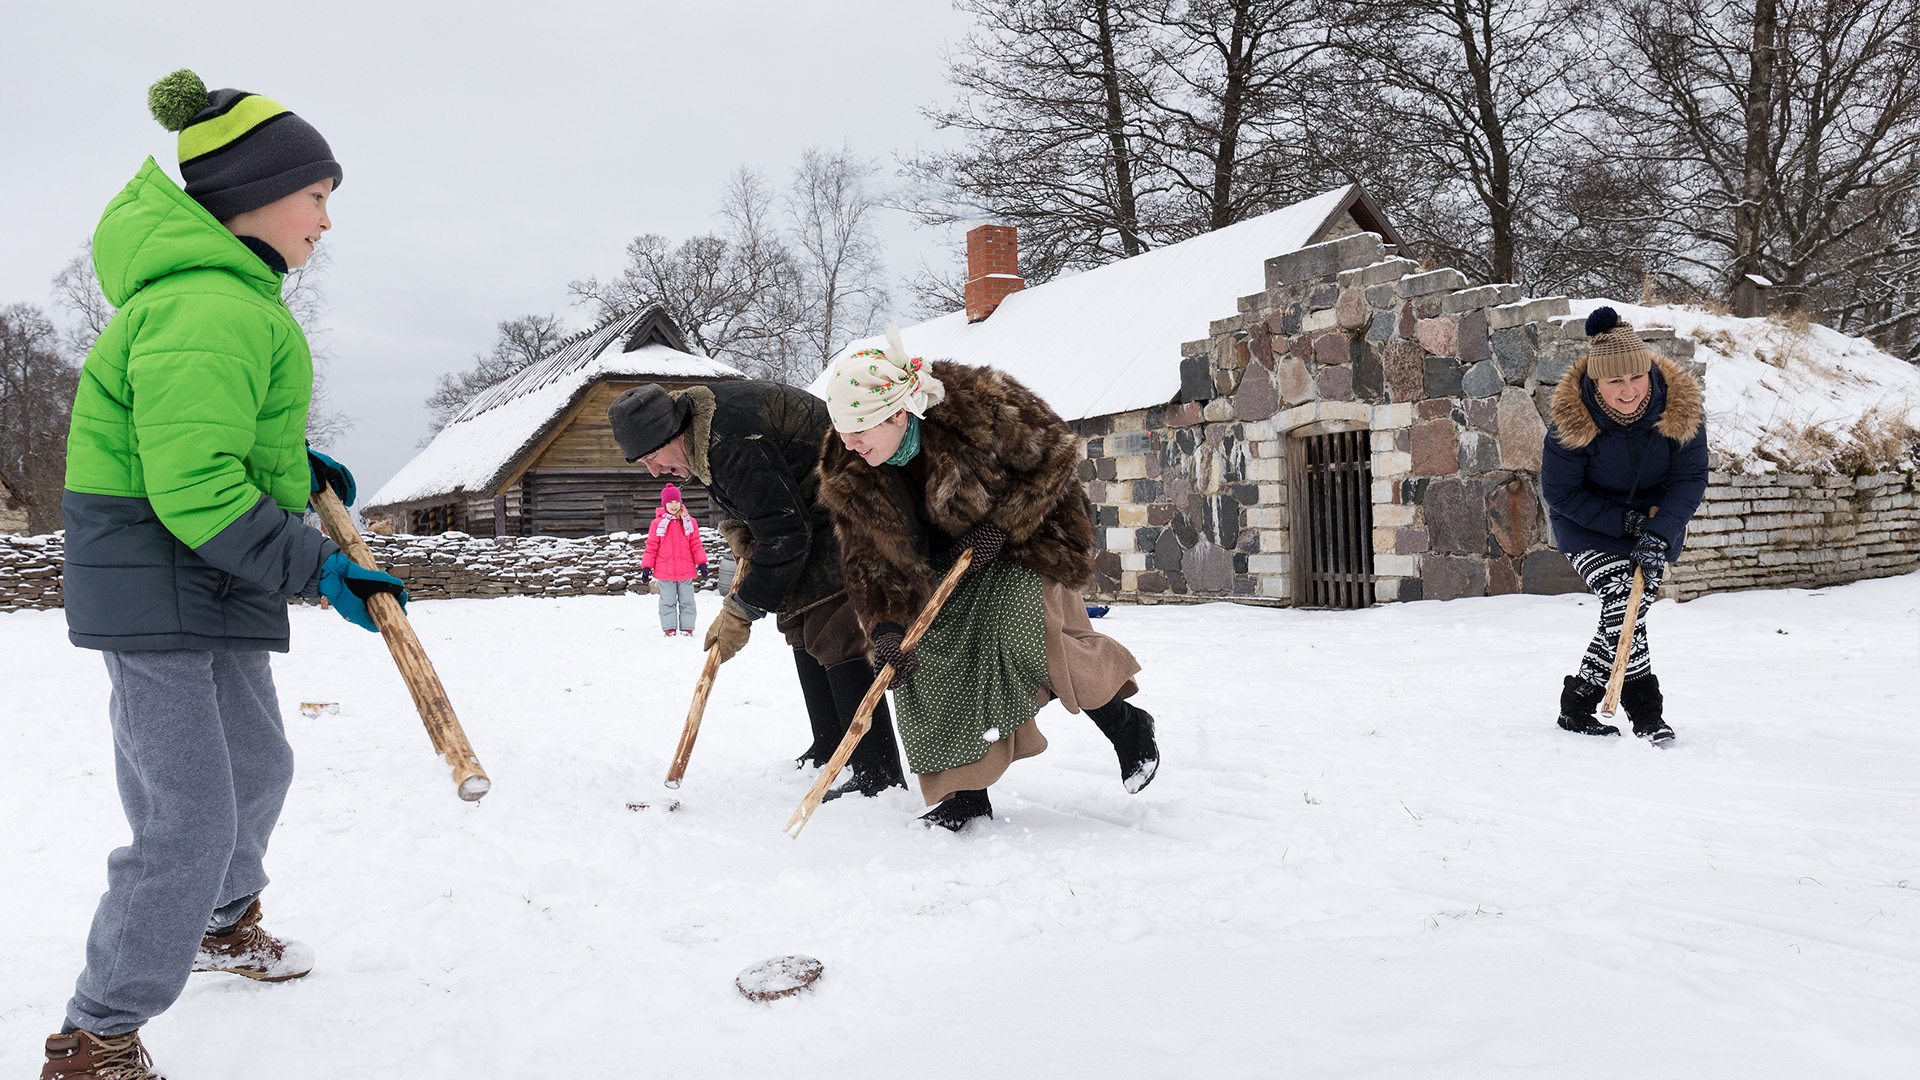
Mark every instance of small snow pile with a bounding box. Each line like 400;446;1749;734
1570;300;1920;475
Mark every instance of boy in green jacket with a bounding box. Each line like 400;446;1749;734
43;71;407;1080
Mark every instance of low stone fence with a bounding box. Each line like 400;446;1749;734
1665;470;1920;600
0;532;64;611
0;528;735;613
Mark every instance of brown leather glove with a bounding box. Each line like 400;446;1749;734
703;604;753;662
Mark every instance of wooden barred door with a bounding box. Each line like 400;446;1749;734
1290;429;1377;608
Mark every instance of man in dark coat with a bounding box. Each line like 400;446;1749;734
608;380;906;797
1541;306;1708;743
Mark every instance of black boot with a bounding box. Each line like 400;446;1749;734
1555;675;1618;737
1087;696;1160;793
920;788;992;831
819;658;908;800
1622;672;1675;745
792;649;843;769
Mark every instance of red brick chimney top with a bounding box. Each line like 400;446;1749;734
964;224;1024;323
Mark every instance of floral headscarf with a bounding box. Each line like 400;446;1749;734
825;324;947;433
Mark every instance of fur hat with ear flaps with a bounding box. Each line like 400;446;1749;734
148;68;343;220
1582;306;1655;380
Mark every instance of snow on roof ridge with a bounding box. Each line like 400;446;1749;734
815;186;1363;421
454;307;654;423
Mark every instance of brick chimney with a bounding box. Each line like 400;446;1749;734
964;224;1025;323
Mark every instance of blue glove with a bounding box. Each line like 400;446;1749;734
695;562;708;582
308;447;356;506
1621;508;1652;537
639;567;654;585
318;552;407;632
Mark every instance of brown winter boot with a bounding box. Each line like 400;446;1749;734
41;1028;162;1080
193;899;314;982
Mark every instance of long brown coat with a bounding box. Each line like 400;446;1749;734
817;362;1096;630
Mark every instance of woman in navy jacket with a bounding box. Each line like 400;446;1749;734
1541;307;1708;743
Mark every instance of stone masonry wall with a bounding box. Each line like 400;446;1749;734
1071;229;1920;607
0;529;733;613
1078;230;1706;605
1664;470;1920;600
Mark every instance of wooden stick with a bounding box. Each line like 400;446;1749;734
1600;509;1658;719
784;549;974;837
311;485;491;801
664;571;741;789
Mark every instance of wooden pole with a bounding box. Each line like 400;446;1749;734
663;572;742;789
784;549;974;838
1600;509;1658;719
311;485;491;801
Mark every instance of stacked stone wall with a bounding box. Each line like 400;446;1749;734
0;529;733;612
1079;230;1705;606
1665;471;1919;600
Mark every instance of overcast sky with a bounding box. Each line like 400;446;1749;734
2;0;973;504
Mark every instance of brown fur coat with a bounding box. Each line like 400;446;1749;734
817;362;1096;630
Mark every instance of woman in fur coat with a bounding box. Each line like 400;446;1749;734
817;330;1160;830
1541;306;1708;743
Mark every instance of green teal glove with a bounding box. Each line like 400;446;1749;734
308;447;356;506
319;552;407;632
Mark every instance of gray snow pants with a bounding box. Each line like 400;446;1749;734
66;650;295;1036
656;577;697;633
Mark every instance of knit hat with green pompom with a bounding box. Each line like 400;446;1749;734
148;69;343;220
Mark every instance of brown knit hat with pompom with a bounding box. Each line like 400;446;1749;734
1583;306;1654;379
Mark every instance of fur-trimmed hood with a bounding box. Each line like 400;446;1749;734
818;362;1095;629
1550;353;1703;449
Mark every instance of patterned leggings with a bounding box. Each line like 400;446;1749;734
1568;550;1664;688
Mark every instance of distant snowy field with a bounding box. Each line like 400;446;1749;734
4;577;1917;1079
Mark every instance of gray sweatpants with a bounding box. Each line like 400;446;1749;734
656;578;697;633
67;650;295;1036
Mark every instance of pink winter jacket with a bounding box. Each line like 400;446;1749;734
641;508;707;581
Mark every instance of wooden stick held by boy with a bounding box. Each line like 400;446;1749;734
311;484;490;800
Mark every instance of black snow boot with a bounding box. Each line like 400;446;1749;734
920;789;992;831
1555;675;1619;737
792;649;843;769
1087;696;1160;793
1621;672;1675;745
819;658;908;800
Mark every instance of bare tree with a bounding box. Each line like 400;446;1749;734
423;313;570;435
907;0;1167;281
787;145;889;377
50;242;114;359
1604;0;1920;357
1139;0;1334;238
0;303;79;533
1313;0;1595;287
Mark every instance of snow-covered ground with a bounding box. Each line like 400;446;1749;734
4;577;1918;1078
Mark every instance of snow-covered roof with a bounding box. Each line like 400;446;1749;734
1568;300;1920;473
366;308;744;510
813;185;1388;421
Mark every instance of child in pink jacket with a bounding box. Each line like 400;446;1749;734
640;484;707;636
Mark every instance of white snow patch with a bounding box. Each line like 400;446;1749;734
5;575;1919;1076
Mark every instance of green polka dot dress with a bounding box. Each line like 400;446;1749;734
892;551;1050;774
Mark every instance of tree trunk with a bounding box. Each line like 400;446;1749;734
1209;4;1254;231
1735;0;1778;286
1095;0;1144;256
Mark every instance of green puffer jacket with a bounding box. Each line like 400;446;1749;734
62;158;335;652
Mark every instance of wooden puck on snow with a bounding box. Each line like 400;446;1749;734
735;955;824;1001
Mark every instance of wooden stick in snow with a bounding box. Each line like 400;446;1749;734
311;485;491;802
784;549;974;838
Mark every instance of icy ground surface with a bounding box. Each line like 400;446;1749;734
3;576;1917;1078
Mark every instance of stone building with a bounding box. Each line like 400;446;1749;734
827;193;1919;608
364;306;744;537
